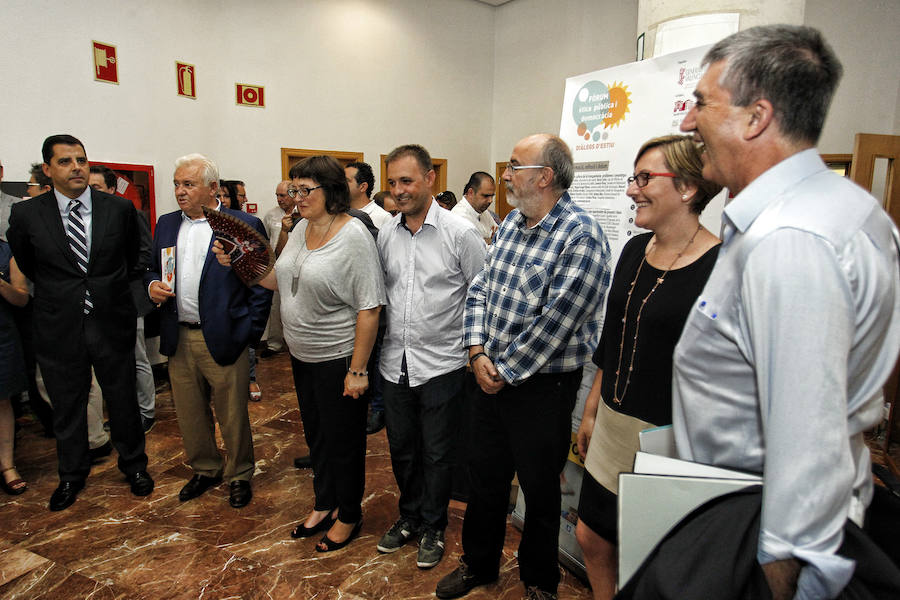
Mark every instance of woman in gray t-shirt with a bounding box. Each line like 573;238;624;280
216;155;384;554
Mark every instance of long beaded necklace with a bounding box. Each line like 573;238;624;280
290;215;336;296
611;223;703;405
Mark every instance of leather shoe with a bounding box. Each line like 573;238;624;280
294;455;312;469
229;480;252;508
49;480;85;511
127;471;154;496
89;441;113;463
179;474;222;502
366;409;385;435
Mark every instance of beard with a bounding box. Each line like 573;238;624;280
506;183;542;219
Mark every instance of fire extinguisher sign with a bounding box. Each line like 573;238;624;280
236;83;265;108
92;41;118;84
176;62;196;99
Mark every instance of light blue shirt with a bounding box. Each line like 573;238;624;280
672;149;900;599
55;186;93;257
378;199;486;386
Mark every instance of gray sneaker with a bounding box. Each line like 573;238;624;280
376;517;418;553
416;527;445;568
525;586;558;600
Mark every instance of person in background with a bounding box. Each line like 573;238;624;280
435;190;457;211
451;172;497;244
88;165;157;433
374;190;399;217
260;180;293;357
0;237;30;495
574;135;721;599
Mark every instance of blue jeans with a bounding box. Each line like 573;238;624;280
383;367;464;530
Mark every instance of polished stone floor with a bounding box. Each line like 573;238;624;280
1;351;593;599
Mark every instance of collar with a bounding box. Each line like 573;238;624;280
514;191;570;234
55;186;92;212
723;148;825;234
181;199;222;223
398;196;440;233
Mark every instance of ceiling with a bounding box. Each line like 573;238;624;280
472;0;515;6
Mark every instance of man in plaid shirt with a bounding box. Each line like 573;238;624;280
436;133;611;600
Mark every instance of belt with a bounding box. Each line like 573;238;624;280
179;321;202;329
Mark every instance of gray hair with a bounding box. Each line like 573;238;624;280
704;24;842;145
540;135;574;192
174;153;219;186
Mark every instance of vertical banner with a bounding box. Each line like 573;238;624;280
92;41;118;84
559;45;722;267
176;62;196;99
236;83;265;107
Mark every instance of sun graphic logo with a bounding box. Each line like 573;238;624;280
573;80;632;141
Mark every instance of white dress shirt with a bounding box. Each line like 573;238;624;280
451;198;496;242
672;149;900;599
377;200;486;386
360;200;392;230
174;207;215;323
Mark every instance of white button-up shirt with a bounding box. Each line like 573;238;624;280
377;200;486;386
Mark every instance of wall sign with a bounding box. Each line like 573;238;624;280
176;62;196;98
92;41;118;84
236;83;264;107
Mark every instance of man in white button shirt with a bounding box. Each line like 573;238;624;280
622;25;900;600
346;161;391;230
451;172;497;244
376;144;486;570
260;180;293;355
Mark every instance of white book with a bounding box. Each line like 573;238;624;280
617;453;761;589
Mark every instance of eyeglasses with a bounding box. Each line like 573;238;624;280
287;185;323;199
504;163;548;173
627;172;676;188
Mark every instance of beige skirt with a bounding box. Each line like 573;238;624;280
583;400;654;494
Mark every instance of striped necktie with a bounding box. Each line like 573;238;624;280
66;199;93;314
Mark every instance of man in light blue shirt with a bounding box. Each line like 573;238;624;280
624;25;900;600
376;144;486;570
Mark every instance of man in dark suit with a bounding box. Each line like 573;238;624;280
7;134;153;511
147;153;271;509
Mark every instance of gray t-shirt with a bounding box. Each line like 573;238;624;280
275;216;385;362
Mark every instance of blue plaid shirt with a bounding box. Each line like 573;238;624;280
464;192;611;385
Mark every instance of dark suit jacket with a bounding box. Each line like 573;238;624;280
7;189;141;356
146;206;272;366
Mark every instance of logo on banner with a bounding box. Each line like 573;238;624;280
92;41;118;84
236;83;265;107
677;62;704;88
176;62;196;98
572;80;631;141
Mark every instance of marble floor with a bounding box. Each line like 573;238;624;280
1;351;593;600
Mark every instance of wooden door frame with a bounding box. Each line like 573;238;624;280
495;162;512;220
281;148;364;180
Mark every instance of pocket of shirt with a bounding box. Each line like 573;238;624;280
520;263;547;300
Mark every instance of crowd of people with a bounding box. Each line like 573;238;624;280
1;25;899;600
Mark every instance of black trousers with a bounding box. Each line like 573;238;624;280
291;355;367;523
383;367;465;530
461;369;581;593
39;315;146;482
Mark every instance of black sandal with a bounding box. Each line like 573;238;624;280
291;514;336;538
316;520;362;552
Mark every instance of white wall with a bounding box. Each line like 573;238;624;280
805;0;900;152
0;0;496;216
490;0;638;163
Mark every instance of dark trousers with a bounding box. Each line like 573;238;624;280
461;369;581;593
38;315;147;482
383;367;465;530
291;355;367;523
